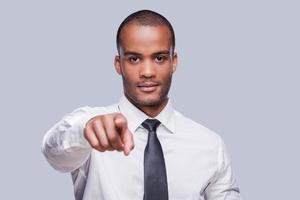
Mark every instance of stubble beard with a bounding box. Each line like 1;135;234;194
122;75;172;108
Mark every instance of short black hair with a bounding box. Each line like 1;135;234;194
116;9;175;55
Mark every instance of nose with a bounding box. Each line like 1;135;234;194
139;59;156;78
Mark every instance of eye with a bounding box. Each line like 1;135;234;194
128;56;140;64
155;55;166;63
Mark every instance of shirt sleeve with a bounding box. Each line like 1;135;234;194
204;136;242;200
41;106;102;173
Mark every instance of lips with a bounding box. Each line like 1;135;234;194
137;82;159;92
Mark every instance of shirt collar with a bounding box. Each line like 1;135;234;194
117;94;176;134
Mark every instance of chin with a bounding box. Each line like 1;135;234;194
137;95;166;107
125;89;167;108
139;99;160;107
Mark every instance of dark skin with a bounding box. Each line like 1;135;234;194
84;24;178;156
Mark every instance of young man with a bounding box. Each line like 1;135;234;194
42;10;241;200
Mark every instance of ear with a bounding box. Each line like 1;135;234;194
114;55;122;75
171;52;178;73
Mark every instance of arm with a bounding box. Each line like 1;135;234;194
42;106;134;172
204;137;242;200
42;106;98;173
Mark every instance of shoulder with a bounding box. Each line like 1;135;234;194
173;110;223;146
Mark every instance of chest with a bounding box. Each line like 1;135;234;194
87;133;218;200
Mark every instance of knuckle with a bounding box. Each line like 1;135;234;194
101;142;110;149
102;116;112;128
97;148;105;152
115;113;126;122
91;142;104;152
109;138;121;149
102;114;111;123
109;134;118;143
106;146;114;151
86;115;100;126
90;140;99;149
92;120;100;130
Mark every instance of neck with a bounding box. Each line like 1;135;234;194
125;95;169;118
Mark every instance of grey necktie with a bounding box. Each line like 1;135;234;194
142;119;168;200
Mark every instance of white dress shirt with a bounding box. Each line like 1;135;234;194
42;95;241;200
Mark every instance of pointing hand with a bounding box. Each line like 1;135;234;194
84;113;134;156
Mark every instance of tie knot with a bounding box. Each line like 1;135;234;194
142;119;161;132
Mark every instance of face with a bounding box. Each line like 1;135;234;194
114;24;177;108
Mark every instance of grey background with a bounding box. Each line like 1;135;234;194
0;0;299;199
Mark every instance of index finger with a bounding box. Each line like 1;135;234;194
114;114;134;156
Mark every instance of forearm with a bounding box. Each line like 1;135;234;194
42;107;94;172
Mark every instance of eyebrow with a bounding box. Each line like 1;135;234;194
153;51;170;55
123;50;171;57
123;51;142;57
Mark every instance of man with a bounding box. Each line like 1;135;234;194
42;9;241;200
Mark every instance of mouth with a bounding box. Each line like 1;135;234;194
137;82;159;93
